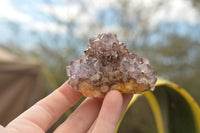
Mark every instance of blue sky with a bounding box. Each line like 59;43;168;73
0;0;200;50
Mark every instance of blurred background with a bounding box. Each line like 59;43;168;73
0;0;199;132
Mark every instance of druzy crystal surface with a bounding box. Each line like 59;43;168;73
67;33;157;97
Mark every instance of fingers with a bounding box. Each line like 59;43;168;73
54;90;132;133
88;93;133;133
6;81;82;132
91;90;124;133
0;125;8;133
87;119;97;133
54;98;102;133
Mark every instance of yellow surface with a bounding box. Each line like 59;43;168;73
144;91;165;133
155;78;200;133
116;78;200;133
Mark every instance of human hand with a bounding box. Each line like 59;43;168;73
0;81;132;133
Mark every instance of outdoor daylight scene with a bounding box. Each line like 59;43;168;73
0;0;200;133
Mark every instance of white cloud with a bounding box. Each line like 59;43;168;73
37;1;117;35
39;0;200;33
0;0;32;23
150;0;200;25
1;0;199;35
0;0;69;34
38;3;97;25
84;0;117;11
30;21;68;34
39;4;81;22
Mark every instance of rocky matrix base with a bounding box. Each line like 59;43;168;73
67;33;157;97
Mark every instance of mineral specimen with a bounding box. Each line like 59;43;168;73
67;33;157;97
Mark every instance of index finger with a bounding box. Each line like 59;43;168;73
6;81;82;132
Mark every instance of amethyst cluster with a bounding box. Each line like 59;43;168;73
67;33;157;97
